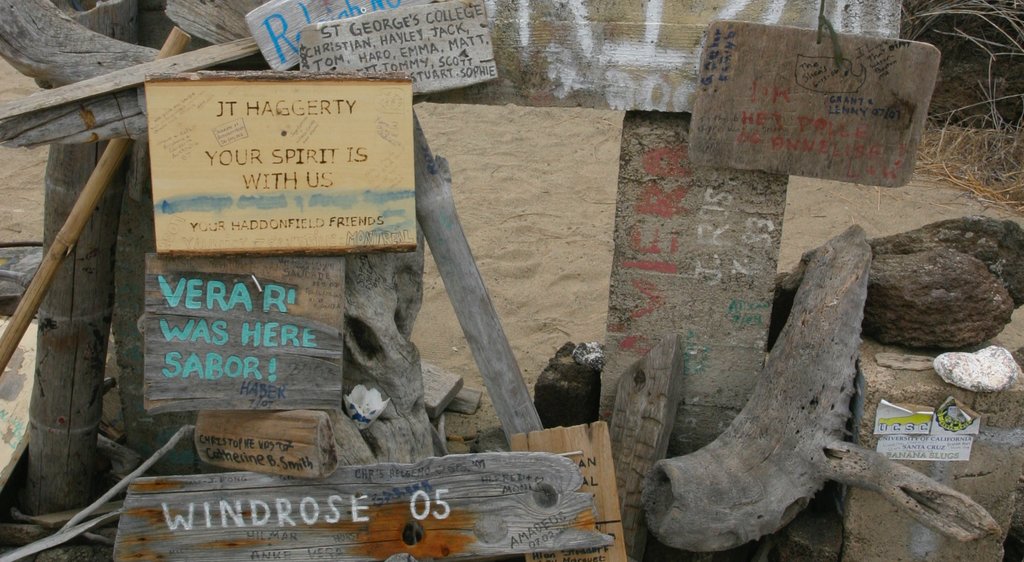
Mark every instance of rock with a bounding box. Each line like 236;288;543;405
863;249;1014;348
469;426;509;453
571;341;605;372
934;346;1022;392
34;546;114;562
772;505;843;562
869;216;1024;307
534;342;601;428
1014;347;1024;370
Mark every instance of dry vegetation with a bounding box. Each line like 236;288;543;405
904;0;1024;211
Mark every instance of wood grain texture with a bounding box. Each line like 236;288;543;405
114;452;612;560
247;0;434;70
446;385;482;415
195;410;338;479
0;37;258;123
166;0;261;45
688;21;940;187
414;116;542;438
145;72;415;256
161;0;901;112
0;246;41;315
299;0;497;94
422;361;464;419
608;335;683;562
0;0;155;86
511;423;627;562
144;255;345;413
0;89;147;148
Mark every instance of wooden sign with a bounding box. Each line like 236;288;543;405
144;255;345;413
114;452;612;560
0;318;35;490
298;0;498;94
511;423;628;562
689;21;940;187
195;410;339;479
247;0;434;70
145;72;415;255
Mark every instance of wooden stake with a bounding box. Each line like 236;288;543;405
0;28;191;377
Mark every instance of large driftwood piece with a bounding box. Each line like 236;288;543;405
0;0;155;86
166;0;260;45
0;90;147;147
414;116;542;439
642;226;999;551
23;0;141;515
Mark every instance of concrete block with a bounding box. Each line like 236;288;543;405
842;339;1024;561
774;506;842;562
601;111;786;455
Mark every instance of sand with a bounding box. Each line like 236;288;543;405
1;59;1021;441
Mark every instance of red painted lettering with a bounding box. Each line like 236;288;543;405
642;146;690;177
636;182;689;217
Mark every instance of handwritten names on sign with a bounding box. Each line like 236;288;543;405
689;21;940;187
144;255;345;413
299;0;497;94
113;452;612;561
145;72;415;255
247;0;434;70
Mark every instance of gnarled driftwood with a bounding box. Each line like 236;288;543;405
643;226;999;551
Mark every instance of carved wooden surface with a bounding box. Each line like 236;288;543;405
195;410;338;479
688;21;940;187
144;255;345;413
114;452;612;560
512;423;627;562
164;0;901;112
608;335;683;562
298;0;497;94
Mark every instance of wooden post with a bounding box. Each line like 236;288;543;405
413;116;542;439
22;16;189;513
608;334;684;562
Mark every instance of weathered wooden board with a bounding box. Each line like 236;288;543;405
195;410;338;478
247;0;435;70
0;246;42;316
145;72;416;255
446;385;482;415
299;0;497;94
144;255;345;413
689;20;940;187
422;361;464;419
114;452;612;560
0;318;35;491
511;423;627;562
166;0;901;113
608;335;683;562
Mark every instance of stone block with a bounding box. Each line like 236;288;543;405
534;342;601;428
843;338;1024;561
773;505;842;562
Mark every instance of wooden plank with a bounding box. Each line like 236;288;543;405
874;352;935;371
166;0;261;45
446;386;482;415
413;117;542;438
299;0;498;94
12;501;122;530
246;0;434;70
608;335;684;562
144;255;345;413
160;0;901;112
113;452;612;560
688;20;940;187
422;362;464;419
0;89;147;148
145;71;416;256
0;318;35;491
0;37;259;123
195;410;338;479
511;422;628;562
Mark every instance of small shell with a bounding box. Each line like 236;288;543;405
344;384;391;429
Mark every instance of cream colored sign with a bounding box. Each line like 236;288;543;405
145;72;415;255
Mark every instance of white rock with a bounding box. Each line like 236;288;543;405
933;346;1021;392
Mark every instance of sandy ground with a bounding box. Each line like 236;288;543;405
1;59;1021;442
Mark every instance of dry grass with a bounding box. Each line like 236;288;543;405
902;0;1024;213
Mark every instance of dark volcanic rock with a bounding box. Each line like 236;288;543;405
864;249;1014;348
869;216;1024;307
534;342;601;428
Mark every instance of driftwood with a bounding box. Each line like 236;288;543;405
0;0;155;86
166;0;260;45
642;226;1000;551
609;335;683;562
414;116;542;439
